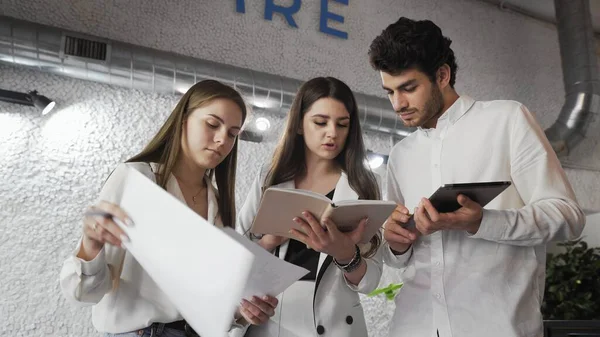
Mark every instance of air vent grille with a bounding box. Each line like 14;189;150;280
63;35;107;61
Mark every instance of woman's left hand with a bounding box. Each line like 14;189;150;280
290;211;367;263
235;295;278;326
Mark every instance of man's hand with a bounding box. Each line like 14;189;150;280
383;204;420;254
415;194;483;235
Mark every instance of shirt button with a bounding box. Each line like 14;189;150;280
435;293;441;299
317;325;325;335
435;261;441;266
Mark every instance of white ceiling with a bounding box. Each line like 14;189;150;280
483;0;600;33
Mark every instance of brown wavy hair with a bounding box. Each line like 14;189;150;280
263;77;381;257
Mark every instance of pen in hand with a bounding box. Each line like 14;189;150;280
84;210;113;218
84;210;133;228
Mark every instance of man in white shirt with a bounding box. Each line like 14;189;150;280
368;17;586;337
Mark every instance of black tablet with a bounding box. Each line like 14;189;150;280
402;181;511;228
429;181;512;213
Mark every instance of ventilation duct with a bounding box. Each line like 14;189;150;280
544;0;600;168
0;16;413;139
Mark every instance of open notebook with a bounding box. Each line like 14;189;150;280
250;187;397;244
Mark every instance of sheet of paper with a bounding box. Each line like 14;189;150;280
221;228;309;299
118;168;254;337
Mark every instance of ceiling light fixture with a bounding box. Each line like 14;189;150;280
0;88;56;115
255;117;271;131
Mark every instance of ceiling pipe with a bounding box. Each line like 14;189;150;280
0;16;413;139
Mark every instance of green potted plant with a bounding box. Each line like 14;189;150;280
368;240;600;332
543;239;600;319
542;239;600;335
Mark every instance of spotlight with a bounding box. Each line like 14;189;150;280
0;88;56;115
365;150;388;169
252;97;279;109
175;85;191;95
28;90;56;115
255;117;271;131
239;130;264;143
368;155;384;169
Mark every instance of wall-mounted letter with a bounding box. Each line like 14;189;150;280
265;0;302;28
319;0;348;39
236;0;246;13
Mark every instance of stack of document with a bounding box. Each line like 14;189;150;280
118;167;308;337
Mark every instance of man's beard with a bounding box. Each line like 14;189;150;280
421;85;445;127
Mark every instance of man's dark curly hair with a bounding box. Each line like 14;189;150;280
369;17;458;88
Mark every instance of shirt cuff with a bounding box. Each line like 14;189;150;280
382;242;413;269
343;259;368;292
229;316;250;331
468;209;507;241
73;240;107;276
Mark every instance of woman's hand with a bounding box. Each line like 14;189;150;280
290;211;367;263
78;201;133;261
235;295;278;325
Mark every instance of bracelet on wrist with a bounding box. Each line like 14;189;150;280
333;245;362;273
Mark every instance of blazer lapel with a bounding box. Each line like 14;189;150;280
312;172;357;276
313;254;333;328
312;172;358;283
311;172;357;326
314;253;332;294
331;171;358;203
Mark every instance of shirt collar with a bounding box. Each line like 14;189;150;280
155;163;223;228
417;95;475;133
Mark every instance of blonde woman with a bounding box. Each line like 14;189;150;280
60;80;277;337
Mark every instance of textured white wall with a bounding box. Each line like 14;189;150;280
1;0;599;336
0;64;395;337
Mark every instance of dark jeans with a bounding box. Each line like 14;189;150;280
103;323;193;337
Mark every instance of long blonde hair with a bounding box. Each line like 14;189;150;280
127;80;247;229
109;80;247;290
